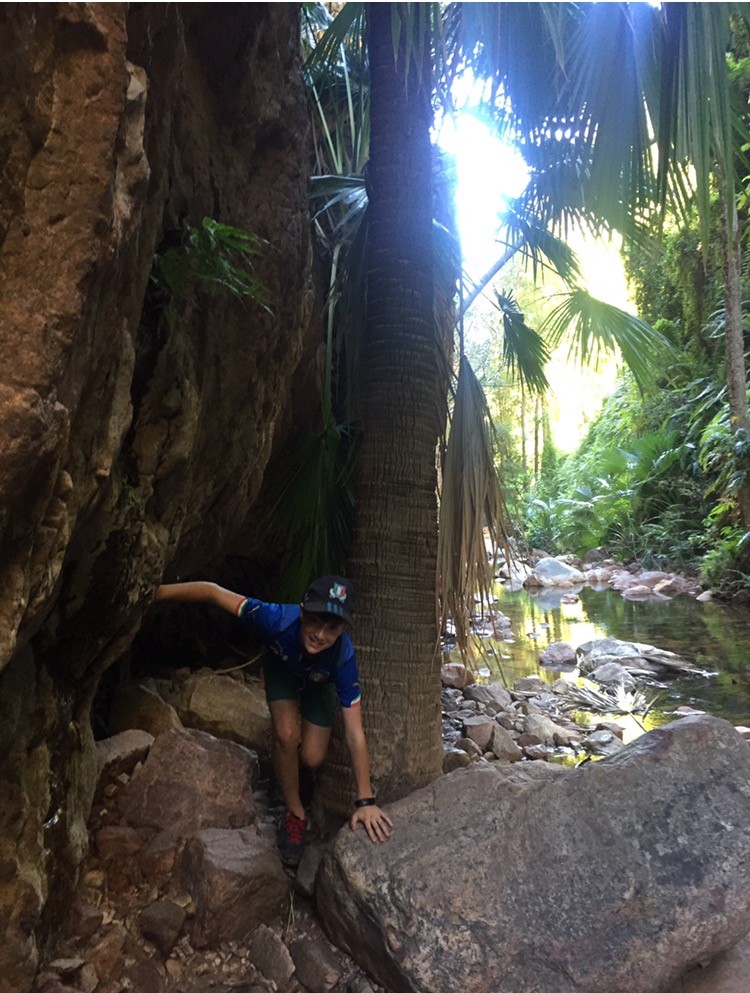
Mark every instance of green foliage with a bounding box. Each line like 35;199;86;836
699;524;750;592
151;218;270;327
265;422;358;602
525;373;714;565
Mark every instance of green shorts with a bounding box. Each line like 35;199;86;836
263;657;337;728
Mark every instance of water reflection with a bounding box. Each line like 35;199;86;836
454;585;750;736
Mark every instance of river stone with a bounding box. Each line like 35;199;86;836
577;638;696;677
525;557;585;588
317;717;750;993
489;725;523;763
590;662;636;691
463;683;512;711
539;641;576;667
583;729;624;757
462;715;495;751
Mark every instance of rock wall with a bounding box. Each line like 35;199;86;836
0;5;313;989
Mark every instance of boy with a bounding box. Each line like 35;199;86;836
154;575;392;865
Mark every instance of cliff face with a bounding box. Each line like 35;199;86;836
0;5;313;988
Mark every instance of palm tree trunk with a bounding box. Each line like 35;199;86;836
719;188;750;531
319;2;443;813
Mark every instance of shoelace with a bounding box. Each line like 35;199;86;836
283;810;306;844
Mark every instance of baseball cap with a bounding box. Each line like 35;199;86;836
302;575;355;625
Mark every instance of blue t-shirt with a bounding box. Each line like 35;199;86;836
237;597;361;707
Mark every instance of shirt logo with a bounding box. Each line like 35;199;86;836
309;669;328;683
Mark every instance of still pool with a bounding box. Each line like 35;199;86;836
455;584;750;741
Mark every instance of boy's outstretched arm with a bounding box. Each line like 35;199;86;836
154;581;245;617
341;704;393;843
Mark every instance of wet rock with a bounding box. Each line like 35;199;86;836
139;899;185;955
595;721;624;740
514;676;548;695
622;584;669;601
525;557;585;588
318;717;750;993
539;642;576;667
577;637;703;677
590;662;636;691
583;729;624;757
119;727;258;834
181;827;289;947
247;924;295;989
523;744;549;761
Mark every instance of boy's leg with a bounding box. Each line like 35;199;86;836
268;699;305;819
299;719;332;770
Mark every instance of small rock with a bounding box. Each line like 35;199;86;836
140;899;186;955
247;924;295;989
584;730;625;757
523;744;549;761
95;825;144;858
48;959;84;977
443;748;472;772
289;935;342;993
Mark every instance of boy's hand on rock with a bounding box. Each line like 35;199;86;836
350;804;393;843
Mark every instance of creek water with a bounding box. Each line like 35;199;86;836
461;584;750;743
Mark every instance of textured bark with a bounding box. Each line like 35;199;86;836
718;189;750;531
0;5;312;987
320;4;443;813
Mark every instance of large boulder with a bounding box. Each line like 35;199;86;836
577;637;705;678
181;828;289;948
317;717;750;993
169;671;270;753
118;727;258;834
525;557;585;588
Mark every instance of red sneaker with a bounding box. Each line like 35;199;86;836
277;809;307;866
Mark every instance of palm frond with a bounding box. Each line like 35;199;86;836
541;287;671;391
493;289;550;394
266;422;359;601
438;358;516;663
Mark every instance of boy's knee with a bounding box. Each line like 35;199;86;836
300;748;327;770
272;721;301;751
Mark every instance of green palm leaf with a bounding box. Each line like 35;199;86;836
493;289;550;393
542;287;671;391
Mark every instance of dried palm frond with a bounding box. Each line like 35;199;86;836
562;682;660;717
437;357;518;663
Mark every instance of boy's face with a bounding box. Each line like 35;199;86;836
299;607;346;654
